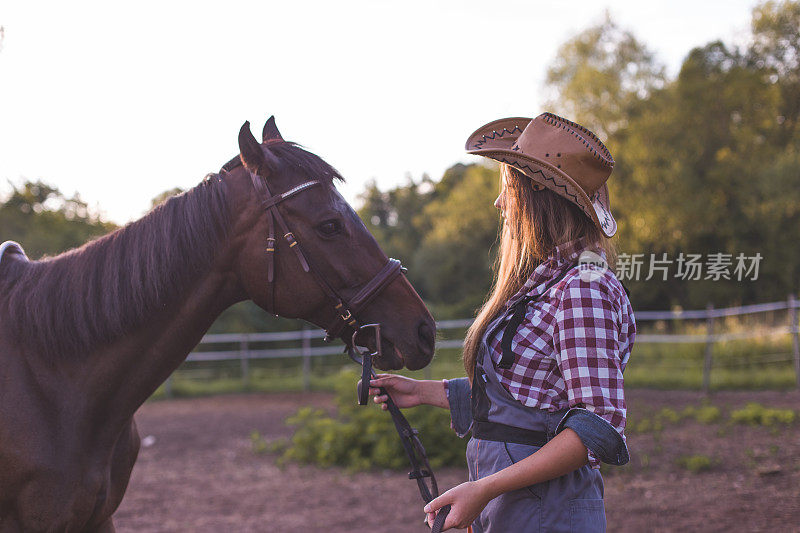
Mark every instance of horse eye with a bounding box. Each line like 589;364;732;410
317;219;342;236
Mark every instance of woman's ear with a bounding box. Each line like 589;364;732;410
238;121;267;175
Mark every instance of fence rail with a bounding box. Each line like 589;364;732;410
168;294;800;395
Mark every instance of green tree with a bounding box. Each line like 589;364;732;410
0;180;116;259
544;11;666;139
543;4;800;308
358;164;502;319
619;40;787;307
412;164;501;318
358;175;433;265
150;187;185;208
750;0;800;145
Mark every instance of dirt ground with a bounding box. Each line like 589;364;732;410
114;389;800;532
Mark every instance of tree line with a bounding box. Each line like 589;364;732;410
2;1;798;329
360;0;800;315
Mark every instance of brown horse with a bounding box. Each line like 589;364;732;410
0;117;436;532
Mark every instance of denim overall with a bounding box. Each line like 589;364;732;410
466;310;606;533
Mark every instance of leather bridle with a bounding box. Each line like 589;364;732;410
220;156;405;344
220;154;450;532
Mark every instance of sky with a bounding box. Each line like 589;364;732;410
0;0;761;225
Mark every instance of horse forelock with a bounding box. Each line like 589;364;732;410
267;142;345;184
222;142;345;185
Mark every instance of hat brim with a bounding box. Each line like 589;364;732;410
470;148;617;238
465;117;530;152
465;116;616;237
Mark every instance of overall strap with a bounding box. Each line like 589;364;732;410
621;280;631;299
499;263;579;369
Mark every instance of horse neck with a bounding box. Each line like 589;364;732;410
93;261;242;420
85;209;248;427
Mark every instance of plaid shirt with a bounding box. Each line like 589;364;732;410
486;235;636;467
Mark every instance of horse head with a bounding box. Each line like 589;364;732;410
225;117;435;371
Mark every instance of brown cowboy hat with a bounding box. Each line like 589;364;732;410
465;112;617;237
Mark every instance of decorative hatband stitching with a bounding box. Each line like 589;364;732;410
495;155;613;231
495;156;582;205
472;125;523;150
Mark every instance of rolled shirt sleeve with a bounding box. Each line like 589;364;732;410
445;377;473;438
552;273;629;467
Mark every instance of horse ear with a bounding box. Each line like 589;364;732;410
262;115;284;143
238;121;267;174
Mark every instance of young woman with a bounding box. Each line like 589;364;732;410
369;113;636;532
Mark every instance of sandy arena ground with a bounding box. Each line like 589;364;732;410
114;389;800;532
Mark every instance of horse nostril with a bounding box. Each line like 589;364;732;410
417;320;435;352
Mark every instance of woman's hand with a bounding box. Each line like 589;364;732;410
368;374;424;410
368;375;450;410
424;481;493;530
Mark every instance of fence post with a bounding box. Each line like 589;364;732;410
789;294;800;390
702;302;714;394
302;325;312;391
240;335;250;388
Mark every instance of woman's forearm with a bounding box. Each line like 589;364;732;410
476;428;588;500
418;379;449;409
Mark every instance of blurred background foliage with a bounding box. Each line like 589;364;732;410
2;1;799;326
364;0;800;314
273;369;467;470
0;181;115;258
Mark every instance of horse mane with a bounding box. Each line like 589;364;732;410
0;175;230;358
0;142;343;359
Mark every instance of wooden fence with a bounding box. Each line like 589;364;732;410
166;295;800;395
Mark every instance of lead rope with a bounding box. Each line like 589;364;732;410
349;328;451;532
230;161;449;529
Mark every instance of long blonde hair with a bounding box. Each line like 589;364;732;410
462;164;617;380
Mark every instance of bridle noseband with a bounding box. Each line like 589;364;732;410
220;153;450;532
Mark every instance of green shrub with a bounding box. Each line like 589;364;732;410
634;418;649;433
682;405;722;424
676;454;715;473
251;430;268;454
730;403;796;426
656;407;680;424
277;370;467;470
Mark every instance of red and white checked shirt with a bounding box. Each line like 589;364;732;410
486;235;636;467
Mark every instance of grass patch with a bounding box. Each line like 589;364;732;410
623;337;798;391
149;331;800;400
730;403;796;426
628;403;724;435
250;430;269;454
676;454;716;473
682;405;722;424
